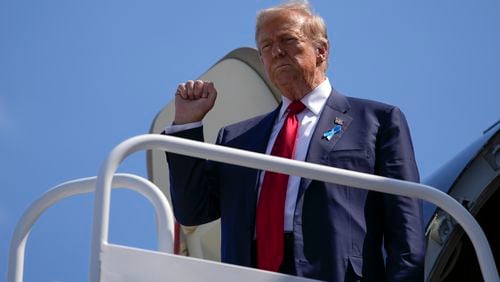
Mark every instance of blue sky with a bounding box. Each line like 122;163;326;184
1;1;499;281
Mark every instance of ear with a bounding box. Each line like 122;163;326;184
316;39;329;64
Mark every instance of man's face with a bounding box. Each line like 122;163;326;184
257;10;324;98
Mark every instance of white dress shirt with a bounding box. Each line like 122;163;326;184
165;78;332;232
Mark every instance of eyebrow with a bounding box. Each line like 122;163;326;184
259;37;272;43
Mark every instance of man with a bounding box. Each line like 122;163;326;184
165;1;425;281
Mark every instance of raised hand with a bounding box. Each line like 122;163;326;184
173;80;217;125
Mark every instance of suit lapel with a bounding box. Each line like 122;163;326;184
248;105;281;189
297;89;353;199
253;105;281;153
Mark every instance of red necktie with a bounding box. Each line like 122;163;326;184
256;101;306;272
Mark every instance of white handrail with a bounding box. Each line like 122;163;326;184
8;173;174;282
89;134;499;282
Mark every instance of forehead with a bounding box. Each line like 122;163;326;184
257;10;306;42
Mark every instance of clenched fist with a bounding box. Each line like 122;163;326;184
174;80;217;125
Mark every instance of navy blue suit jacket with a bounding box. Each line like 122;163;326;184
166;90;425;281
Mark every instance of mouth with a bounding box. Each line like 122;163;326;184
274;64;291;71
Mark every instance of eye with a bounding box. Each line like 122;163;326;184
260;43;272;52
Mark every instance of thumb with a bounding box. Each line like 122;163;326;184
207;82;217;105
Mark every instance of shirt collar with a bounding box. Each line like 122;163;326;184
279;78;332;119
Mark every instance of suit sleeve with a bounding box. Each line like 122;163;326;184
164;126;224;226
375;107;425;281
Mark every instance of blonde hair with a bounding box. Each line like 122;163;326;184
255;0;328;50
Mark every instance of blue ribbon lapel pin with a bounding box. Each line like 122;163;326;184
322;124;342;141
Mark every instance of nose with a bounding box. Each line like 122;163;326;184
271;43;286;58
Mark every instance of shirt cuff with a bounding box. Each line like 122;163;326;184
164;121;203;134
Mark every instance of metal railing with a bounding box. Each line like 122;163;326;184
8;173;174;282
90;134;499;282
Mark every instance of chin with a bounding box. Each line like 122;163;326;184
272;73;298;86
